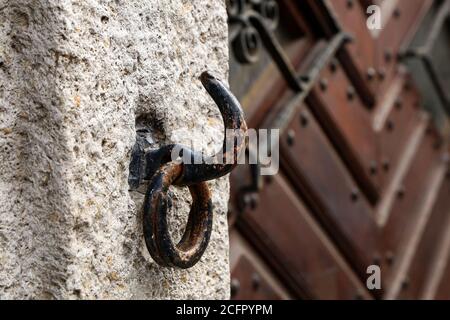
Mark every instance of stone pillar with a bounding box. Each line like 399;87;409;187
0;0;230;299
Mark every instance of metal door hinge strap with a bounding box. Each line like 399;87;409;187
129;71;248;269
236;32;350;210
399;0;450;114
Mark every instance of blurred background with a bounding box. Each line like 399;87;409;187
225;0;450;300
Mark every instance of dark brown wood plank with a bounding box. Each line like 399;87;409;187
280;105;379;274
238;173;371;300
433;250;450;300
308;59;379;202
231;256;283;300
375;0;433;97
381;123;447;294
302;0;376;106
327;0;378;99
374;73;423;191
397;168;450;299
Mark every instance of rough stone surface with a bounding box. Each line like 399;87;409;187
0;0;230;299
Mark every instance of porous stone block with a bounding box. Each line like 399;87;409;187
0;0;230;299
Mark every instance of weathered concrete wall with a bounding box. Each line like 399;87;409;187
0;0;230;299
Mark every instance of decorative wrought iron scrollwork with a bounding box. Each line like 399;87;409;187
227;0;280;64
129;72;248;269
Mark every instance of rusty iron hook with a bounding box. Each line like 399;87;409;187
136;71;248;187
143;162;213;268
136;71;247;268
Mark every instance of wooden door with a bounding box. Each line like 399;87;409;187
227;0;450;300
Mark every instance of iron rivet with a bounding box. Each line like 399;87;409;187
329;59;338;73
286;130;295;146
378;68;386;81
346;0;354;9
386;251;395;266
367;67;376;81
350;189;359;202
319;78;328;91
401;277;410;291
250;193;259;209
354;291;364;300
382;159;390;172
373;254;381;266
252;273;261;290
397;186;405;199
370;161;378;176
394;98;402;110
385;49;393;63
231;278;240;297
300;112;309;127
386;119;395;132
404;81;411;91
244;193;259;210
347;86;356;101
